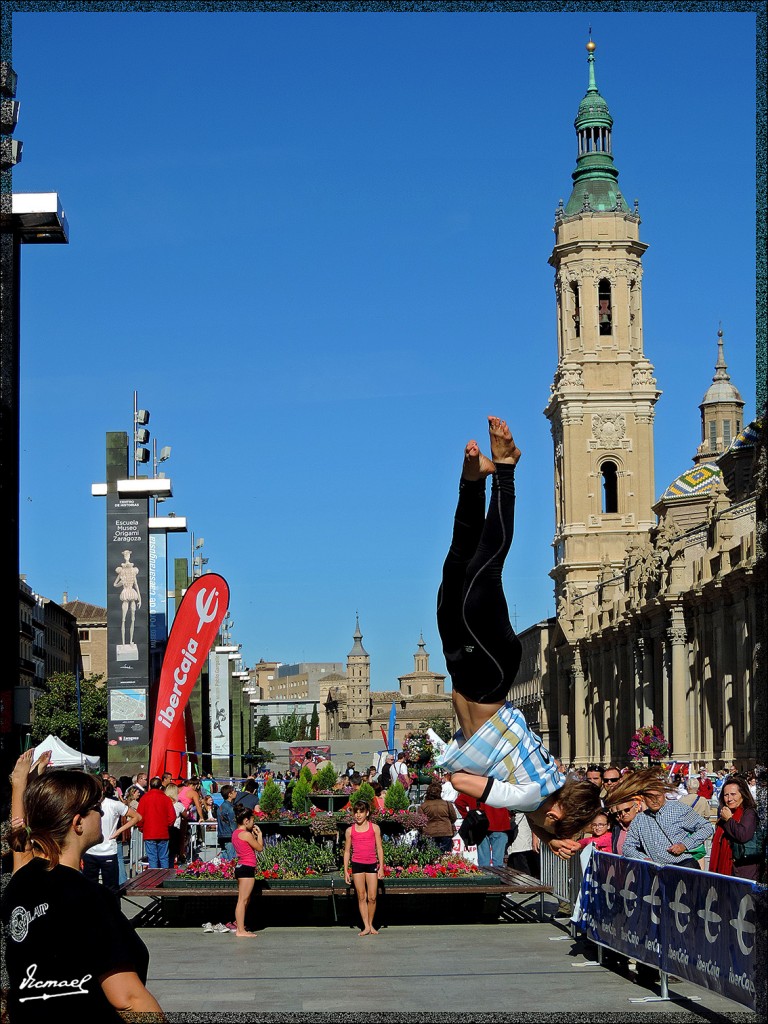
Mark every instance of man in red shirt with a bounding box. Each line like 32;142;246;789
137;777;176;868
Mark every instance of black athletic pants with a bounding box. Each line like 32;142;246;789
436;463;522;704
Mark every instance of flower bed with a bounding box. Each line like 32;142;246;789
381;859;496;886
162;836;494;891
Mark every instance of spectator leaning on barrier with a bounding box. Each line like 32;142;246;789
603;768;714;869
709;776;764;882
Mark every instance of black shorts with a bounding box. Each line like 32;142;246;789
235;865;255;879
351;861;378;874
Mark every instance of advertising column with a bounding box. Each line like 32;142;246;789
107;495;151;773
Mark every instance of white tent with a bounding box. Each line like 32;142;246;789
32;734;101;771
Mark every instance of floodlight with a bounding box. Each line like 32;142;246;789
0;137;22;170
0;98;20;134
0;63;18;97
159;445;172;462
135;409;150;425
135;447;150;464
135;427;150;444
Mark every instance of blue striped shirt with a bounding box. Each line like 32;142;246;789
622;801;714;865
437;703;564;811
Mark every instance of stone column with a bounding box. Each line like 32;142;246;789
573;648;588;763
718;606;734;764
636;632;655;728
667;605;689;759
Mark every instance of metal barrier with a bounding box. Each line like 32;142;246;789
540;843;584;914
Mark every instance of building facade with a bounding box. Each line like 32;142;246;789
513;41;760;770
321;628;456;747
62;598;108;682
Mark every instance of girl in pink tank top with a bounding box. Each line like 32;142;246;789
343;801;384;936
232;807;263;937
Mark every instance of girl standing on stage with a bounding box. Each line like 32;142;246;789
343;800;384;936
232;806;264;937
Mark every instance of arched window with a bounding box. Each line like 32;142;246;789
571;282;581;338
598;279;612;336
601;461;618;514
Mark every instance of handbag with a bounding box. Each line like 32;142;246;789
458;808;489;847
508;813;519;846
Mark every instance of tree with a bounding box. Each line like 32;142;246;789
259;779;284;816
383;780;410;811
31;672;107;760
419;715;452;742
291;778;313;814
253;714;274;743
273;710;302;743
243;746;272;770
309;703;319;738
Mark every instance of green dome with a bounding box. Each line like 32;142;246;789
575;96;612;128
562;41;632;217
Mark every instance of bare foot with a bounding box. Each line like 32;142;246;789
359;928;371;937
488;417;521;465
369;926;379;935
235;931;257;938
462;440;496;481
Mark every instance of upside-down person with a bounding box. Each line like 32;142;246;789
432;417;601;860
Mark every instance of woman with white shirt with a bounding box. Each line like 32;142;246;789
82;780;141;896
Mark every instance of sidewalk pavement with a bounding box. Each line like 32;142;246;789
124;893;753;1017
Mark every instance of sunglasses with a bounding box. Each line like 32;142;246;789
85;803;104;816
612;805;637;817
603;776;621;783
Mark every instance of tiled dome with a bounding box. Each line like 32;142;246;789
661;462;722;500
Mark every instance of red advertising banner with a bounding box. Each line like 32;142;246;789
149;573;229;779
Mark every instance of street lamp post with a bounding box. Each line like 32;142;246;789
1;60;69;772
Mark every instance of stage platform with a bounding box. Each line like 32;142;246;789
120;867;552;928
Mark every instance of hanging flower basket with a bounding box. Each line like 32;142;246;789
627;725;670;762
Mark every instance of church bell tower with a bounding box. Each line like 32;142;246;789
544;39;661;626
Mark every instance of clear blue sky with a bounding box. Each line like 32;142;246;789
12;8;758;691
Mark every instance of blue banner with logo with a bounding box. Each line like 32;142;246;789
659;867;757;1008
580;852;758;1010
580;853;662;968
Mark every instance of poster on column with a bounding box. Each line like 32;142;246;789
107;497;150;744
209;651;231;758
148;531;168;697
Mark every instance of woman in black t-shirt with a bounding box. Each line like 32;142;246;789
2;750;165;1022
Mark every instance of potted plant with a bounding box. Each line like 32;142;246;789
291;777;313;814
309;762;350;812
349;781;376;808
